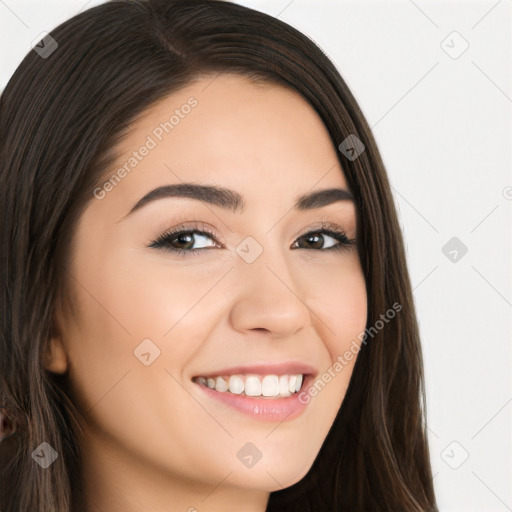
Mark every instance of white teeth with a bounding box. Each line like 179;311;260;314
245;376;262;396
295;374;303;392
261;375;279;397
288;375;297;394
279;375;291;397
214;376;228;392
196;373;304;397
228;375;244;394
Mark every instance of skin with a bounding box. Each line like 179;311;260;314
45;73;367;512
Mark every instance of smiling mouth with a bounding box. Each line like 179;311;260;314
192;373;306;399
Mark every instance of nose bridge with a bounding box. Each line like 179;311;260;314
228;233;311;336
236;231;294;290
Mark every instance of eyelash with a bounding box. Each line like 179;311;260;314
148;221;356;256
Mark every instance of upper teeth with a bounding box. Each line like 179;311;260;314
195;374;304;397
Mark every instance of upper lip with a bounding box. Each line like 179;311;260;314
193;362;318;379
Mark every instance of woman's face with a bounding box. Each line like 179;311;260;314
48;73;367;508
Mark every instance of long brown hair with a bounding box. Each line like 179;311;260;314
0;1;438;510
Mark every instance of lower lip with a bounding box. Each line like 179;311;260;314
193;375;313;422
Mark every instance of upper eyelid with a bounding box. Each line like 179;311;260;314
293;221;351;239
161;221;347;237
157;218;351;237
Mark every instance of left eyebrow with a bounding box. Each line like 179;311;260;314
120;182;354;220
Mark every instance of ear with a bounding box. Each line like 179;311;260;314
44;334;69;374
44;308;69;374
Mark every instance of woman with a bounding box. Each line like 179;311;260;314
0;0;438;510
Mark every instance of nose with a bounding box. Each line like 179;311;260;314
228;253;311;338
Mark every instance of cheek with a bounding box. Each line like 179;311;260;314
324;275;367;342
308;255;368;353
62;250;235;484
63;245;227;412
69;244;215;345
302;256;367;405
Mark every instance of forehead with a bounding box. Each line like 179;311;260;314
101;73;350;210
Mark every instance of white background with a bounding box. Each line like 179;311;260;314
1;1;511;510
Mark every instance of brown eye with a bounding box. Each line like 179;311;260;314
293;229;355;251
149;229;219;255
